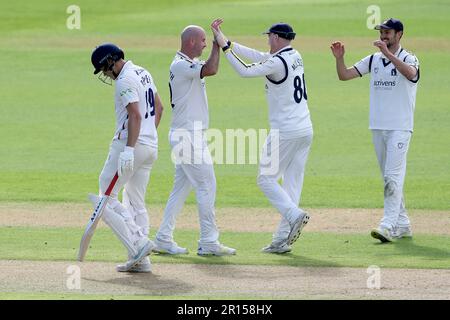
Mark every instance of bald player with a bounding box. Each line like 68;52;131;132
331;18;420;242
153;25;236;256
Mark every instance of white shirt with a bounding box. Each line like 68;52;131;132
354;47;420;131
169;51;209;131
114;61;158;148
225;43;313;138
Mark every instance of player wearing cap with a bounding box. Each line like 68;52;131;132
211;19;313;254
330;18;420;242
90;43;164;272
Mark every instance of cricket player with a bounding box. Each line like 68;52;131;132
330;18;419;242
153;26;236;256
90;43;163;271
211;19;312;254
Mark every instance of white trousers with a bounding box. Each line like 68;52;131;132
372;130;411;230
257;132;313;243
156;130;219;247
99;139;157;256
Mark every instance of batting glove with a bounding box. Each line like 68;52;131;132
118;146;134;177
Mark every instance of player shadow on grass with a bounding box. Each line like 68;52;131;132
82;273;195;296
192;256;344;280
151;252;237;265
150;250;343;279
264;252;343;272
152;249;341;268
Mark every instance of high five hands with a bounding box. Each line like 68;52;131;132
211;18;227;48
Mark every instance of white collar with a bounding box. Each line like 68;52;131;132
176;51;195;63
272;45;293;56
117;60;132;78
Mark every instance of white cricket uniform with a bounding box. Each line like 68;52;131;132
225;43;313;243
156;51;220;249
99;61;158;257
354;47;420;230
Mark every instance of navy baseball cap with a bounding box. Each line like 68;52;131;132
375;18;404;32
263;23;296;40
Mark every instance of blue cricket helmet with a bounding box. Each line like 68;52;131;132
91;43;124;74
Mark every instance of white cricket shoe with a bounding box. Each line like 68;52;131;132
119;239;155;272
197;243;236;256
153;238;189;255
287;211;310;246
261;241;292;254
371;227;395;243
116;257;152;273
393;226;413;239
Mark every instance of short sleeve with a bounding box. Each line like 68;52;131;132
172;59;204;79
404;54;419;69
404;54;420;82
353;55;372;77
116;78;139;108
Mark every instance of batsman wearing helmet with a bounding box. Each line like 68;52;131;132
331;18;419;243
211;19;313;254
89;43;163;272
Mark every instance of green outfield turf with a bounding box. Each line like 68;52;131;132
1;1;449;301
1;227;448;269
0;0;449;209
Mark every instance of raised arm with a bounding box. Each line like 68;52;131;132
201;40;220;78
330;41;360;81
231;42;271;63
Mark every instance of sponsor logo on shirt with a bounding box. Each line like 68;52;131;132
120;88;133;96
373;80;396;88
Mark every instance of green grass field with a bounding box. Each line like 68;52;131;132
1;227;449;269
0;0;449;300
1;0;449;208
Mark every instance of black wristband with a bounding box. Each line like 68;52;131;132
222;41;232;52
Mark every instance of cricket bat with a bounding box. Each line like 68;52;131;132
77;172;119;262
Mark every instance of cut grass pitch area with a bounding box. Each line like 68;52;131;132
0;292;258;300
1;227;448;269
